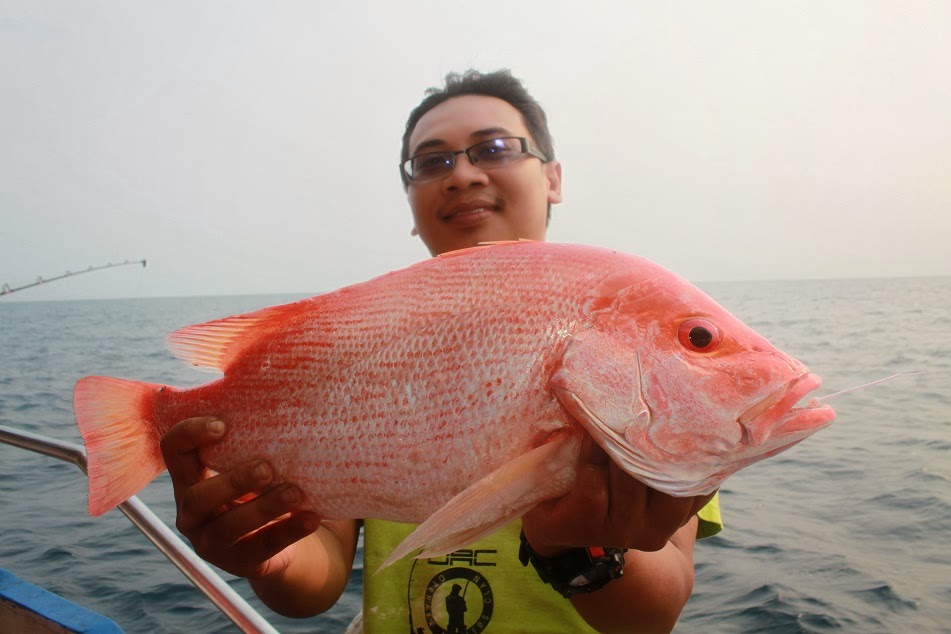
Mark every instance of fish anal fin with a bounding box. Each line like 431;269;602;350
377;434;581;571
166;300;306;372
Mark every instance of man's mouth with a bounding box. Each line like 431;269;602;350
447;207;491;218
441;200;500;223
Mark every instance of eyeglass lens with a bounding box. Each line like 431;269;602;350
407;137;529;181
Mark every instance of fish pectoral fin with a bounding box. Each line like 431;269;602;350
376;434;581;572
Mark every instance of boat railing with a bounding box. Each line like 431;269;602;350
0;424;280;634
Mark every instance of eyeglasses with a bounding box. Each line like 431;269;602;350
401;136;548;183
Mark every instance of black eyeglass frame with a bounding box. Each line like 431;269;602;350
401;136;549;183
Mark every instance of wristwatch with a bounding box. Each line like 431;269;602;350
518;529;628;598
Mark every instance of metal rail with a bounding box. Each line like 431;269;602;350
0;424;279;634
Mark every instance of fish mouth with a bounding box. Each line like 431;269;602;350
738;373;836;447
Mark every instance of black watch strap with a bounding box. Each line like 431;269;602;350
518;529;628;598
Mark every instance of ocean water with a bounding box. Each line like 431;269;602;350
1;277;949;633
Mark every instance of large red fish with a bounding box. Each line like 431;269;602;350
74;241;835;567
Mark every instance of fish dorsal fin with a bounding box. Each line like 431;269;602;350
166;301;303;373
435;239;537;260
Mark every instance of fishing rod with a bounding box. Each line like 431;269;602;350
1;259;146;297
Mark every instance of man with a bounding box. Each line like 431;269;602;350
160;70;721;633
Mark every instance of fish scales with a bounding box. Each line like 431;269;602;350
154;245;594;521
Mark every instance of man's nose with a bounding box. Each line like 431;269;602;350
444;154;489;189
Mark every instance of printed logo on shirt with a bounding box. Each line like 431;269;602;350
406;550;497;633
427;549;498;567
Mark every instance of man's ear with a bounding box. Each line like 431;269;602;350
546;160;563;205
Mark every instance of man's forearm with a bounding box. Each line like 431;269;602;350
569;517;698;633
249;520;358;617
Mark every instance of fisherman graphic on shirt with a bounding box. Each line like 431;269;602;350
446;584;467;633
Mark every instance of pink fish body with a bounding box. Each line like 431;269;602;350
74;241;834;565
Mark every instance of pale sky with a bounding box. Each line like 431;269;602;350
1;1;949;302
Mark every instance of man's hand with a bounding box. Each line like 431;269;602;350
160;417;321;580
521;435;716;633
521;435;715;556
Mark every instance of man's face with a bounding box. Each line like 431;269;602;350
406;95;562;256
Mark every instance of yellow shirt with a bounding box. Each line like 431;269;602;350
362;494;722;633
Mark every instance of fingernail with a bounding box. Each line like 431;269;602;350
208;419;225;435
253;462;272;481
281;486;302;506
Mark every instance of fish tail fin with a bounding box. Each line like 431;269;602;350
73;376;167;516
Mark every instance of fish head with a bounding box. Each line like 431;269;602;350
552;261;836;496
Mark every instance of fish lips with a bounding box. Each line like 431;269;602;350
738;373;836;448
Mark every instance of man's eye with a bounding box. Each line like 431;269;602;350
473;141;516;162
414;154;451;173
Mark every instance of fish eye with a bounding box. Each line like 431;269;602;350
678;318;721;352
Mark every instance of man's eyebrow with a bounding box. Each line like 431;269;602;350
470;127;512;139
411;138;449;155
411;127;514;156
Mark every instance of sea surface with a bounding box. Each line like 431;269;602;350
1;277;949;633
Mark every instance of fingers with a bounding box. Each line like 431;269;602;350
525;437;718;553
176;458;275;533
521;438;614;554
606;464;718;551
229;511;322;578
160;417;226;499
158;417;323;579
190;507;321;580
690;491;718;519
188;483;321;576
577;433;610;466
176;461;321;578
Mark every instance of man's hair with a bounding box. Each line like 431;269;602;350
400;69;555;188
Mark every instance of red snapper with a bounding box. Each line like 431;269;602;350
73;241;835;566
